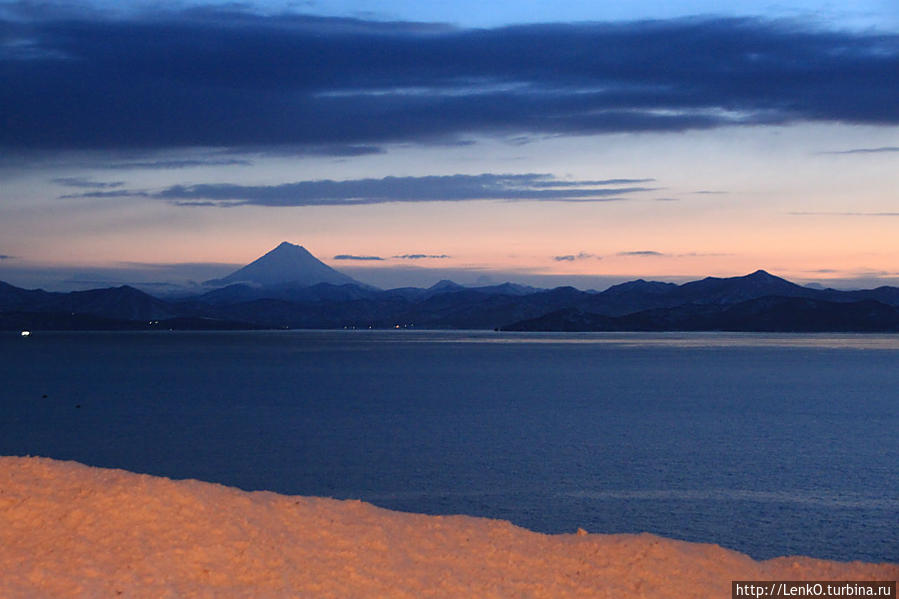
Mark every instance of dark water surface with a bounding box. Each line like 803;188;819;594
2;330;897;561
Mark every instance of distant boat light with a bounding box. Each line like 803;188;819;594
21;330;31;337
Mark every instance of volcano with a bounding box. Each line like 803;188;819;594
205;242;363;288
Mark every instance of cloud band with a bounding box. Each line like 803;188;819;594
2;8;896;152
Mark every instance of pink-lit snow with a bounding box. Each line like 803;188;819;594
1;457;895;598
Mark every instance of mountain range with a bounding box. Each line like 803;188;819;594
3;242;899;332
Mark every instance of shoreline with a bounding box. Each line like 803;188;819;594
2;456;896;598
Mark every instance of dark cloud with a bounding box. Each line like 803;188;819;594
333;254;384;261
101;158;253;170
393;254;450;260
59;190;151;200
97;146;383;169
0;254;14;260
821;146;899;155
64;173;654;206
172;200;221;207
528;178;654;187
2;6;896;152
553;252;599;262
52;177;124;188
252;145;385;157
618;250;665;257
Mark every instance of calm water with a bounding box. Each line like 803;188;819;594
1;330;897;562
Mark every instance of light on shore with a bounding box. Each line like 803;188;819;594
20;331;31;337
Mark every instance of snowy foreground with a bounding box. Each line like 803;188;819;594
2;457;895;598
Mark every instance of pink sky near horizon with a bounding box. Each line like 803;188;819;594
3;145;895;290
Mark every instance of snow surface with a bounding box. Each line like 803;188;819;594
1;457;895;598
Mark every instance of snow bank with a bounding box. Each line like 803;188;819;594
1;457;895;598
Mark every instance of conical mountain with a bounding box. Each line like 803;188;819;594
205;242;363;288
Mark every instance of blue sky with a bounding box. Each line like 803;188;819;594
78;0;899;29
1;0;896;291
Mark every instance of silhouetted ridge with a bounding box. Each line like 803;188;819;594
2;265;899;331
502;296;899;332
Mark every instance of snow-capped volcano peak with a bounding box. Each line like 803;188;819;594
205;242;362;288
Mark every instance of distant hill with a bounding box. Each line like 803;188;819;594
204;242;365;288
3;251;899;332
502;296;899;332
0;282;176;321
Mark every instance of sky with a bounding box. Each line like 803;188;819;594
1;0;897;291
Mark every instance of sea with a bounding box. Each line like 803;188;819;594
1;330;896;562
